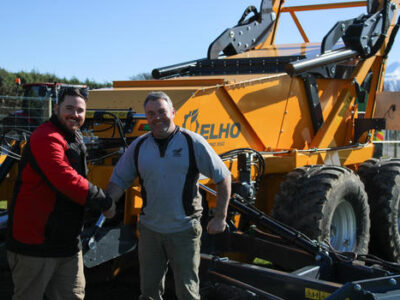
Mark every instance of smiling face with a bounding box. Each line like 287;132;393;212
54;95;86;133
144;97;176;139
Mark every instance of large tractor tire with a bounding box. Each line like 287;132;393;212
272;165;370;254
358;158;400;262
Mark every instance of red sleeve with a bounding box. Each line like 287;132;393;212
30;131;89;205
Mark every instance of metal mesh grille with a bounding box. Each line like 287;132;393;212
374;130;400;158
0;96;52;134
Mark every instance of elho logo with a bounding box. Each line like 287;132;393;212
182;109;241;140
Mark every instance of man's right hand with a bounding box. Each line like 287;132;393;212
103;200;116;218
103;182;125;219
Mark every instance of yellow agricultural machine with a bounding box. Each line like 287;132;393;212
3;0;400;298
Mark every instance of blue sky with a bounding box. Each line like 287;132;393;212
1;0;399;83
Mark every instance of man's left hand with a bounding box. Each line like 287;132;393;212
103;200;116;219
206;216;226;234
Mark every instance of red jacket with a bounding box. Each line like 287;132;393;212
7;115;111;257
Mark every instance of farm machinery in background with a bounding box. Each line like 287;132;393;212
0;81;87;132
0;82;87;254
3;0;400;298
0;82;87;197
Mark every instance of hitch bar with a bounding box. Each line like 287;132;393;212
199;183;331;262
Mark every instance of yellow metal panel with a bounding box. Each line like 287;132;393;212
174;87;264;153
0;154;6;165
311;84;355;148
87;165;114;188
278;77;314;149
259;144;374;174
317;79;348;120
113;79;225;88
294;145;374;169
125;185;142;224
224;74;291;150
88;89;197;113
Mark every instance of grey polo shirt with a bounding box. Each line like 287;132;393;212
110;127;230;233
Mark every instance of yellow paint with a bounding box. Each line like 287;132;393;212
305;287;331;300
1;0;398;239
0;154;6;165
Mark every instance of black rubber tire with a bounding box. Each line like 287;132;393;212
358;158;400;262
272;165;370;254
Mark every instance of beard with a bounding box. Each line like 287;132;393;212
54;109;81;135
151;122;173;139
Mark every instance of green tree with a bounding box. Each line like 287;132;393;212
129;72;153;80
0;68;112;96
0;68;156;96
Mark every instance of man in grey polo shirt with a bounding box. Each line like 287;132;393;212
106;91;231;300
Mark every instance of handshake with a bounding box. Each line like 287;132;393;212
99;182;124;219
103;197;116;219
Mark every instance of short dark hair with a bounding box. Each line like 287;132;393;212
58;87;88;104
144;91;174;110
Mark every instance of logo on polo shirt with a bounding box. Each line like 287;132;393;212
172;148;183;157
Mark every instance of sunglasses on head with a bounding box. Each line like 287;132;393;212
57;86;89;103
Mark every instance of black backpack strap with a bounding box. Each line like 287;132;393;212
25;141;57;192
134;135;149;213
8;142;31;222
181;131;199;216
8;141;58;230
134;131;199;216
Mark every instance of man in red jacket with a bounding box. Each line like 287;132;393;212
6;87;116;300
